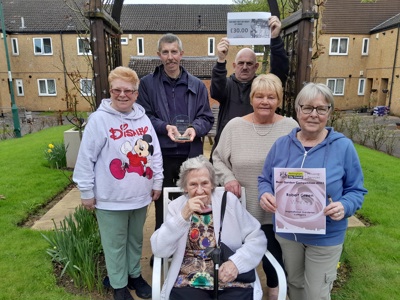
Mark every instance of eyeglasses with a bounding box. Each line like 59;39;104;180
299;105;331;115
110;89;137;96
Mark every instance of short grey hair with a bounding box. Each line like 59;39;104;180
176;155;217;191
295;82;335;112
157;33;183;52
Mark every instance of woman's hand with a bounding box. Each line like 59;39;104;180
181;195;209;220
224;180;242;198
81;198;96;210
219;260;239;283
325;200;345;221
151;189;161;201
260;192;276;213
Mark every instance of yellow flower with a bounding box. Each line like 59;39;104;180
48;144;54;149
47;149;52;153
337;262;341;269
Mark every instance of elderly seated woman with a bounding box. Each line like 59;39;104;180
151;155;267;300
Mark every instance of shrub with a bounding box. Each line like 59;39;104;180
42;206;105;293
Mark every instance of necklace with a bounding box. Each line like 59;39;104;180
252;114;275;136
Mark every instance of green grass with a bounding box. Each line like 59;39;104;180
0;125;87;300
332;145;400;300
0;127;399;299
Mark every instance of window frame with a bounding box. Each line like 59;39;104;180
11;38;19;55
80;78;93;96
121;37;128;45
208;37;215;56
77;37;92;55
37;79;57;96
358;78;366;95
137;37;144;55
33;37;53;55
15;79;24;96
362;38;369;56
327;78;345;96
329;37;349;55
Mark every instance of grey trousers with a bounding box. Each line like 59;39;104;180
96;206;148;289
276;234;342;300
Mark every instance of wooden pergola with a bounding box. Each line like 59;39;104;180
87;0;317;118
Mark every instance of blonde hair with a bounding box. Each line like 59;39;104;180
108;66;139;90
250;74;283;105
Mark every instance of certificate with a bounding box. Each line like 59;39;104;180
227;12;271;45
274;168;326;234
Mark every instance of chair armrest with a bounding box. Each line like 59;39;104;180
265;250;287;300
152;256;162;300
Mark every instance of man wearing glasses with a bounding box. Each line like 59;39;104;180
137;33;214;262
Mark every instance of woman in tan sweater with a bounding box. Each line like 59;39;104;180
212;74;298;300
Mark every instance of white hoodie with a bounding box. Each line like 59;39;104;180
73;99;163;210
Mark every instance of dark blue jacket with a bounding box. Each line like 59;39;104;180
137;65;214;158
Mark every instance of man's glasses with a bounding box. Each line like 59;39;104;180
299;105;331;115
110;89;136;96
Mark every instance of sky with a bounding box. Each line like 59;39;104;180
123;0;234;4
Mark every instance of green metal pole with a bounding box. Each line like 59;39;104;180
0;0;21;137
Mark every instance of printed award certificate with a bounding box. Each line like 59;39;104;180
274;168;326;234
227;12;271;45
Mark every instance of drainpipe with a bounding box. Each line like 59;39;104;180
389;23;400;108
0;1;21;137
60;31;69;110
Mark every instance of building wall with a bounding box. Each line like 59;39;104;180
1;31;244;112
0;32;93;112
313;27;400;115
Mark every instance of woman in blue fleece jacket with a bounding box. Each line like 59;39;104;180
258;83;367;300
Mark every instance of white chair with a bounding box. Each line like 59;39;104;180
152;186;287;300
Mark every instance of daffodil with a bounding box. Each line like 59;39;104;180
48;144;55;149
47;149;52;153
337;261;341;269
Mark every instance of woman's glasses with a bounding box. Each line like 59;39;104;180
110;89;137;96
299;105;331;115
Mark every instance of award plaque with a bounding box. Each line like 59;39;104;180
173;115;191;140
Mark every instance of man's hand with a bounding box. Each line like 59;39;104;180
217;37;230;63
269;16;282;39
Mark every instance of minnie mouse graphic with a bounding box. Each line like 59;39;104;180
110;134;154;180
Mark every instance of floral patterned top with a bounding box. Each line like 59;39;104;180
173;211;251;290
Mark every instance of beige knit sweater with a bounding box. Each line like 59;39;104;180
212;116;298;224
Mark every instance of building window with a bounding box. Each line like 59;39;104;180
208;37;215;56
33;38;52;55
77;38;92;55
11;38;19;55
329;37;348;55
362;38;369;55
358;78;366;95
80;79;93;96
15;79;24;96
38;79;56;96
137;37;144;55
253;45;265;56
327;78;345;95
121;37;128;45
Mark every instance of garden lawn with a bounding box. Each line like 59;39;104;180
0;126;399;299
0;125;87;300
332;145;400;300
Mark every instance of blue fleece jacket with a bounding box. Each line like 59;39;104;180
258;127;367;246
